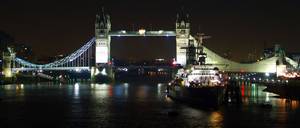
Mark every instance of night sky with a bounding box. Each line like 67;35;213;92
1;0;300;61
111;37;176;61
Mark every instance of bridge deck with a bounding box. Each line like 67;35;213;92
109;31;176;37
12;67;90;71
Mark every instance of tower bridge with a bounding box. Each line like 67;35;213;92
2;8;299;80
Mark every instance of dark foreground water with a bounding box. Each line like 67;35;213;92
0;81;300;128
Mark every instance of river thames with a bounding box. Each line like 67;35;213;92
0;81;299;128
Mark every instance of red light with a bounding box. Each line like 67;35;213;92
241;82;245;97
172;58;177;66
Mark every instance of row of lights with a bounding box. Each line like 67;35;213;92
229;76;289;84
117;29;166;36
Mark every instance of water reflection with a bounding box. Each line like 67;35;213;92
93;84;109;98
157;83;162;96
209;112;223;128
124;83;129;97
0;82;300;128
266;92;270;102
0;84;25;97
114;85;123;97
136;85;149;99
74;83;80;99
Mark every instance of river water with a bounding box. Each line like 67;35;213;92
0;81;299;128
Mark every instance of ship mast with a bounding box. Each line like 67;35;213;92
194;33;211;65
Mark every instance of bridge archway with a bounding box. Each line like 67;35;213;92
95;8;190;67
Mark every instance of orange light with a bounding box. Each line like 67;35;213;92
138;29;146;35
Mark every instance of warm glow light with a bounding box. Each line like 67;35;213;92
276;65;287;77
283;72;300;78
138;29;146;35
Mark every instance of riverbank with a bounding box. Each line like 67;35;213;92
0;76;13;85
264;79;300;100
0;75;52;85
1;74;93;85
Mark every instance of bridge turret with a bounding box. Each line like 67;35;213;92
95;7;111;64
176;8;190;38
175;7;190;66
95;7;111;38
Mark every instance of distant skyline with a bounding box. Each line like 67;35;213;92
1;0;300;61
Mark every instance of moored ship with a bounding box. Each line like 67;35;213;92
167;33;226;107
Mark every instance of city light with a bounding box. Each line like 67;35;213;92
75;68;80;72
283;72;300;78
158;68;164;72
117;67;128;72
138;29;146;35
265;73;270;77
155;58;164;61
158;30;163;34
120;30;126;34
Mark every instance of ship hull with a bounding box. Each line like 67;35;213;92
168;85;225;107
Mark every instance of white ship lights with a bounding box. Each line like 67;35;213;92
176;66;222;87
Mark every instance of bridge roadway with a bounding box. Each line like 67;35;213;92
12;67;90;72
109;30;176;37
12;65;175;72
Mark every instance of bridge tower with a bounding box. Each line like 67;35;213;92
93;7;114;80
175;8;190;66
2;47;15;79
95;7;111;64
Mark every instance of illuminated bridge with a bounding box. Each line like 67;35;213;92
6;36;299;75
2;8;299;78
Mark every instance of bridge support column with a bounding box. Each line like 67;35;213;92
104;65;114;80
91;64;114;82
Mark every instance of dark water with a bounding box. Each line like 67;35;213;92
0;81;300;128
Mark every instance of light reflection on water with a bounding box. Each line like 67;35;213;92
0;82;299;127
74;83;80;99
209;112;223;128
93;84;110;98
239;81;299;109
